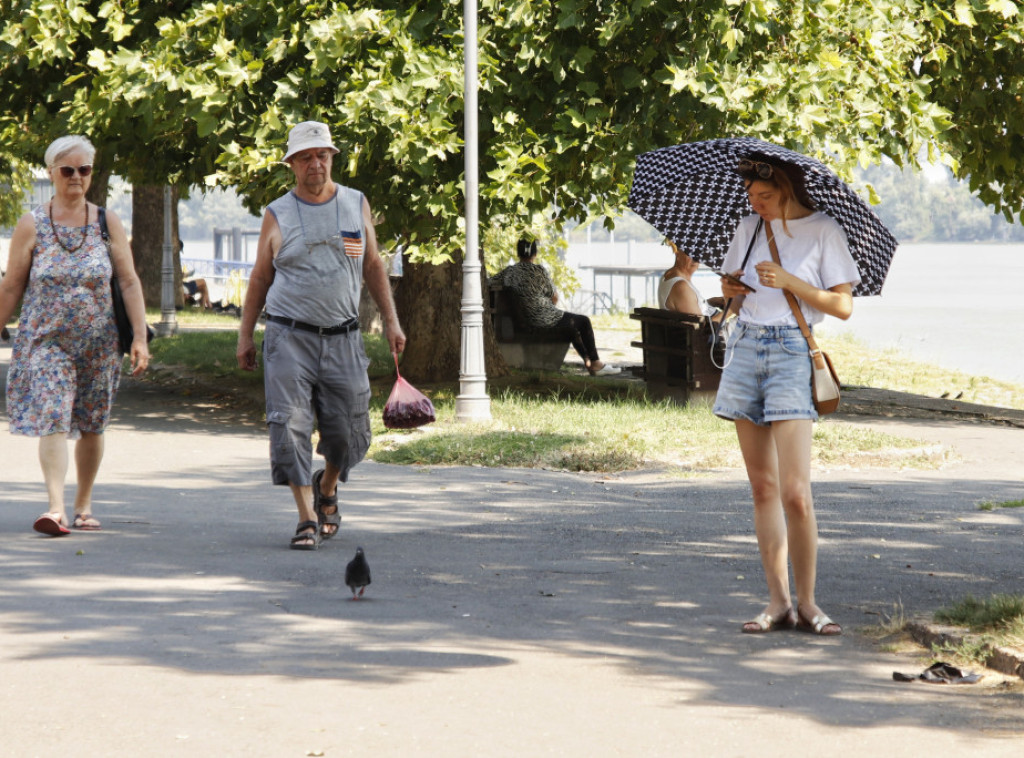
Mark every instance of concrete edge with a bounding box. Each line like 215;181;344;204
906;620;1024;680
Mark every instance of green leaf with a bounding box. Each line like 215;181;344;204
987;0;1019;19
86;49;109;71
954;0;977;25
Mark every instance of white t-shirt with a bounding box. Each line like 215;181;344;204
722;212;860;326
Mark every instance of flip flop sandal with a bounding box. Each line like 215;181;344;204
312;469;341;540
289;520;321;551
893;662;982;684
33;513;70;537
72;513;102;531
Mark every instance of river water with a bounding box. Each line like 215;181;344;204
811;243;1024;385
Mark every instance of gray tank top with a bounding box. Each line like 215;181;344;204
264;186;365;326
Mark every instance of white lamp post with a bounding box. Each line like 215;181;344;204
455;0;491;421
155;185;178;337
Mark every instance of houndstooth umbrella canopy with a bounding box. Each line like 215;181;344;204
627;137;898;296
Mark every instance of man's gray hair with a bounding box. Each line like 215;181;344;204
44;135;96;168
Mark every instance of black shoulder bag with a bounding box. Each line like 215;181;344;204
99;207;153;355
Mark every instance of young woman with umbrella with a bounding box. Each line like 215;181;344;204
713;157;860;635
629;138;898;635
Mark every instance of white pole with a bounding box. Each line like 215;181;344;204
455;0;491;421
156;185;178;337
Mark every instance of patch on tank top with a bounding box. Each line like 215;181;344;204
342;230;363;258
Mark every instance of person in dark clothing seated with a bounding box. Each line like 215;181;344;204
490;239;620;376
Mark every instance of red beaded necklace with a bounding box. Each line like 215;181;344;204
48;201;89;253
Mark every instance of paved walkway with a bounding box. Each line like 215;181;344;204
1;346;1022;757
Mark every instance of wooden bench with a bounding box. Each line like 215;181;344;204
629;307;723;404
488;283;571;371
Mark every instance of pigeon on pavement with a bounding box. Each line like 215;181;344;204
345;547;371;600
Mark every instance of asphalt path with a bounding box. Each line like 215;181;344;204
1;344;1022;757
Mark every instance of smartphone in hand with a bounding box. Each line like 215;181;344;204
713;270;756;293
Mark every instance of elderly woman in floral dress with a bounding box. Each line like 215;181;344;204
0;135;149;536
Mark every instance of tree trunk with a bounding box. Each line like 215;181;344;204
392;255;508;384
132;185;181;308
358;284;382;335
85;151;110;208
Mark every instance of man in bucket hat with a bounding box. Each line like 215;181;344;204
237;120;406;550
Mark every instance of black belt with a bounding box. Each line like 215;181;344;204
265;314;359;336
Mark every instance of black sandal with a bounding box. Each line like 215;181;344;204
312;469;341;540
290;520;321;551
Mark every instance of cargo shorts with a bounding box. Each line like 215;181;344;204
262;321;372;486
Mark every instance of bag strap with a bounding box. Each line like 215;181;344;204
97;206;118;277
98;206;109;242
715;216;763;340
765;220;827;370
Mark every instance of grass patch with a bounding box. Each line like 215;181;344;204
148;320;395;387
367;379;942;473
141;323;993;473
978;498;1024;511
933;594;1024;659
151;306;242;327
149;330;263;388
936;594;1024;631
370;387;653;472
817;331;1024;410
813;423;948;469
861;600;910;642
878;600;909;635
930;637;992;667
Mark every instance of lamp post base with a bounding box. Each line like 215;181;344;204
455;391;491;422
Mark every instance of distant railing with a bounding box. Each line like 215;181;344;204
214;227;261;262
181;258;253;308
181;257;253;282
577;265;664;314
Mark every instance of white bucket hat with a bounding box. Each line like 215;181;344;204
282;120;339;163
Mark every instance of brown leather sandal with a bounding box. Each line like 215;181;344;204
312;469;340;540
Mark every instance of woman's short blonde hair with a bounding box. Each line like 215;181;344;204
44;135;96;168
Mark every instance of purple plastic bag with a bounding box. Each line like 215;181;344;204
383;355;436;429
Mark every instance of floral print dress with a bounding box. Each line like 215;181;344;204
6;206;122;439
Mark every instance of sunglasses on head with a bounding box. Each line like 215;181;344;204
56;164;93;178
737;159;774;179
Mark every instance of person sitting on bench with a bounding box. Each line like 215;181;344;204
659;241;720;320
490;238;620;376
183;275;212;309
180;241;212;309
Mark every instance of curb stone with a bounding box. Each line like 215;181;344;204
907;620;1024;681
839;385;1024;428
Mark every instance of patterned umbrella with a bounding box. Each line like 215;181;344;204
627;137;898;296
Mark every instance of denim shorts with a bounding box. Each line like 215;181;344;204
712;322;817;426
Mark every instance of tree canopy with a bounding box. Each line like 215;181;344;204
2;1;1024;254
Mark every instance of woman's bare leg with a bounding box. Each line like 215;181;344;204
38;433;69;519
735;419;792;617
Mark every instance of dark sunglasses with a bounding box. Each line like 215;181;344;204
57;164;93;178
737;159;774;179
